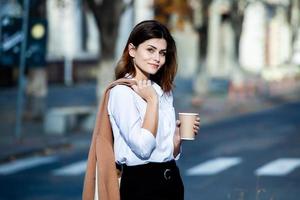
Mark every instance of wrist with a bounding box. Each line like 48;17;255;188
174;136;182;147
147;96;158;104
173;140;181;157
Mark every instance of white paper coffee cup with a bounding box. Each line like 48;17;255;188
178;113;198;140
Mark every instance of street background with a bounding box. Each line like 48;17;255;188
1;0;300;200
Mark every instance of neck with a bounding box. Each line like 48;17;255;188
134;67;149;81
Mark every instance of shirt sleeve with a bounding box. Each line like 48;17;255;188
108;85;156;159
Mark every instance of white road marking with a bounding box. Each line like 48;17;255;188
0;156;57;175
53;160;87;176
255;158;300;176
186;157;242;176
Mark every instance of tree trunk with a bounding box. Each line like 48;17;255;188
25;0;47;121
25;68;47;120
86;0;125;97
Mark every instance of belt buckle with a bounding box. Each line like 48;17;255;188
164;169;171;180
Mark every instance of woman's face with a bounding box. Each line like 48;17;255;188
129;38;167;79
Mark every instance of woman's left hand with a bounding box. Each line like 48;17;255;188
193;116;200;135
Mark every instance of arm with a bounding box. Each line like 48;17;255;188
142;98;158;137
173;120;182;157
132;80;159;137
109;85;156;159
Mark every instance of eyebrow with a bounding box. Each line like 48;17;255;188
147;45;167;52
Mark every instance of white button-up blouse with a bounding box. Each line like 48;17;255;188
107;81;178;166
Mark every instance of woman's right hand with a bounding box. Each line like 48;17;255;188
131;80;158;103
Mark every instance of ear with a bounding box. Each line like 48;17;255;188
128;43;136;58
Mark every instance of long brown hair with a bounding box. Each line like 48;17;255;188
115;20;177;92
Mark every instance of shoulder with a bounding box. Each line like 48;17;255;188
164;90;173;102
160;90;173;107
109;85;135;100
108;85;137;114
110;85;133;95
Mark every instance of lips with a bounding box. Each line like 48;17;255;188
149;63;159;69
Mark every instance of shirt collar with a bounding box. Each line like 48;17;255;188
151;81;164;97
124;73;132;79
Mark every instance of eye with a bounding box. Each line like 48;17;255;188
160;51;166;56
147;48;155;53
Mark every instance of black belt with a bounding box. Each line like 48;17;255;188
120;160;177;181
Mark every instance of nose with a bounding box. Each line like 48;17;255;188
153;52;160;63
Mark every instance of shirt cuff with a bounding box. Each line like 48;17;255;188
139;128;156;158
173;145;182;160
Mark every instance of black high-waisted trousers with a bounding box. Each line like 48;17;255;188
120;160;184;200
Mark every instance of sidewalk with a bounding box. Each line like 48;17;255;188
1;78;300;163
0;83;97;163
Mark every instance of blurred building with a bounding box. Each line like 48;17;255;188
1;0;300;89
46;0;100;84
239;0;299;82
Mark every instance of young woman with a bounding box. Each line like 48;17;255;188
107;20;200;200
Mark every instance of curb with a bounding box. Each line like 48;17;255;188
0;138;71;163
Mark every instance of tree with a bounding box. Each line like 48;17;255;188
25;0;48;121
85;0;126;96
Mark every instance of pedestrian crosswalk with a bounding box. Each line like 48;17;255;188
0;156;57;175
186;157;300;177
186;157;242;176
255;158;300;176
53;160;87;176
0;156;299;177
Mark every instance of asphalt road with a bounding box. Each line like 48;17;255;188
179;101;300;200
0;101;299;200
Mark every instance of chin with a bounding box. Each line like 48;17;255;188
148;70;159;75
149;67;161;74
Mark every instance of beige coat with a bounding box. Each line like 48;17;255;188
82;79;137;200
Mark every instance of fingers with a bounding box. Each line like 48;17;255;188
137;80;143;88
194;117;200;126
141;80;147;87
194;117;200;134
131;84;138;92
176;118;200;135
137;80;151;88
132;80;151;91
176;119;199;134
193;124;199;134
